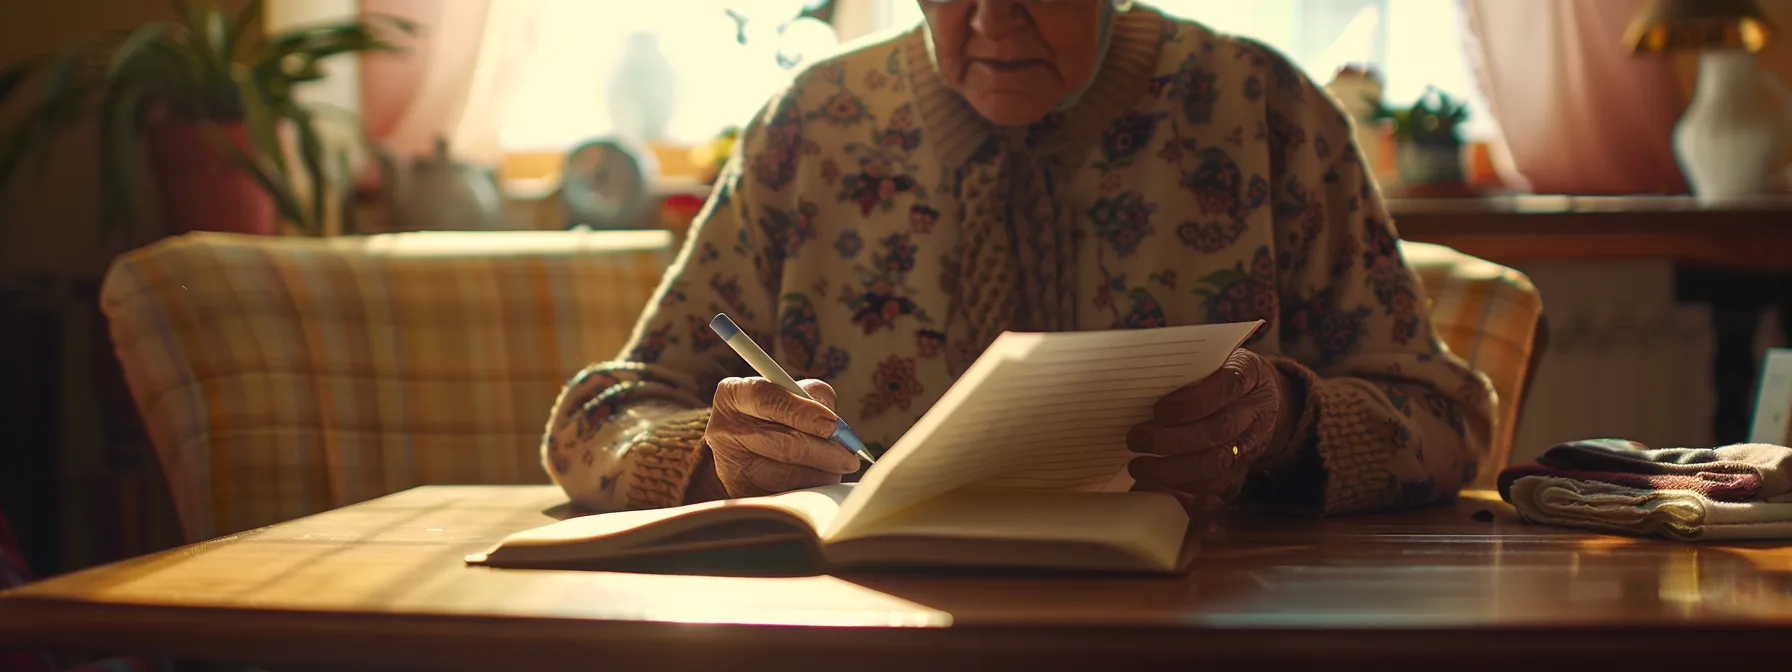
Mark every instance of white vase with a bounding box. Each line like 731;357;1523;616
1675;50;1787;203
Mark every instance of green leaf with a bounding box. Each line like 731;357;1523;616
0;55;43;108
43;49;83;110
224;0;264;60
284;103;328;235
107;24;169;79
230;65;286;183
102;83;157;243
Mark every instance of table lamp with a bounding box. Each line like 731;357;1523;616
1625;0;1788;202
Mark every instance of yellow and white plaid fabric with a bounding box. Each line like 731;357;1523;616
1400;241;1545;488
101;229;676;542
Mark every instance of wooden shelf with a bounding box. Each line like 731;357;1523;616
1390;195;1792;270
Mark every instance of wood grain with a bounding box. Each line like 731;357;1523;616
1389;195;1792;269
4;485;1792;670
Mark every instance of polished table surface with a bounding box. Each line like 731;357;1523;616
4;485;1792;670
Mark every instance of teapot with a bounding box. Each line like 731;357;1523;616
378;137;504;232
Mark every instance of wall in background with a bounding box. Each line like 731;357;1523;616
0;0;193;274
0;0;229;576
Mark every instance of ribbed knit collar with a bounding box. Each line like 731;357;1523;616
902;8;1165;169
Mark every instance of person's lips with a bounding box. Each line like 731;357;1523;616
968;57;1051;73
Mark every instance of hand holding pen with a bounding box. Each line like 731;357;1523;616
702;314;875;499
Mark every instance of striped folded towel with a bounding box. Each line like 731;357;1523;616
1498;439;1792;540
1506;476;1792;542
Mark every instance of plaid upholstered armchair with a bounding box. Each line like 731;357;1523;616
100;231;1542;542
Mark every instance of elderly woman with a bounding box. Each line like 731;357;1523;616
542;0;1496;516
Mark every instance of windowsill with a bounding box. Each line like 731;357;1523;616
498;141;713;198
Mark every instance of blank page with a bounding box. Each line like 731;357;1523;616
825;320;1262;539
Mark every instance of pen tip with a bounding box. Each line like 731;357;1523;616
709;313;740;340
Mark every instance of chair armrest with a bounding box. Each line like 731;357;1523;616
100;229;677;541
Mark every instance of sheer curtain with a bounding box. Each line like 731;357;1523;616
1460;0;1687;194
359;0;545;164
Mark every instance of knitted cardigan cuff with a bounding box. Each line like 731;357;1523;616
623;408;713;509
1258;357;1396;515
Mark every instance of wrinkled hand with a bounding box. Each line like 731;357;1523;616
705;377;861;498
1127;349;1294;502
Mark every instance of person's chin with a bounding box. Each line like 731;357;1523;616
967;90;1055;126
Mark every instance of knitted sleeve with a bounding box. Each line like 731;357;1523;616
1240;43;1498;515
540;85;810;512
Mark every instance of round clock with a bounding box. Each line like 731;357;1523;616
560;137;659;229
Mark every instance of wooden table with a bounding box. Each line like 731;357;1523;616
4;485;1792;670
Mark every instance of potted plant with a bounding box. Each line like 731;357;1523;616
1374;86;1471;188
0;0;411;247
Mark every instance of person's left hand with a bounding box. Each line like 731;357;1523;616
1127;349;1297;502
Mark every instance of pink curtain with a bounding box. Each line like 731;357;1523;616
1461;0;1688;195
358;0;542;165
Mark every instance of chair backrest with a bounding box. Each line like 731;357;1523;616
102;229;677;542
1399;241;1546;488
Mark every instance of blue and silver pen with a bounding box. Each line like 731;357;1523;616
709;313;877;465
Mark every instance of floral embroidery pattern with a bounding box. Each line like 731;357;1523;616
910;204;939;234
778;293;851;380
809;90;873;126
1266;110;1308;176
1424;390;1470;440
659;282;688;308
1232;39;1304;96
873;104;923;153
759;200;821;279
1282;286;1371;365
1273;179;1326;272
1361;219;1421;345
915;329;946;358
1115;287;1169;329
1194;246;1279;328
834;230;863;258
861;355;922;418
1178;218;1247;253
751;91;811;190
1086;192;1157;257
1160;54;1219;124
839;157;921;216
1173;144;1270;250
840;233;931;333
838;102;927;216
685;314;724;354
627;322;676;363
1100;113;1164;169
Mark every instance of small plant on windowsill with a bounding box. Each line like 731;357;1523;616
1373;86;1471;187
0;0;412;251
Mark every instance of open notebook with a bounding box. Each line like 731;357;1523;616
468;320;1263;574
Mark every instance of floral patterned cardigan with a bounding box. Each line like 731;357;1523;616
540;8;1498;517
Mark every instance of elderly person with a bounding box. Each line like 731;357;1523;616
542;0;1496;516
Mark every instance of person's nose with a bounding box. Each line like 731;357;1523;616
969;0;1028;41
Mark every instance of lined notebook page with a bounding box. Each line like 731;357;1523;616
825;320;1262;540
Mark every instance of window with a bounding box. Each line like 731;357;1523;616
499;0;1497;157
499;1;845;152
884;0;1498;141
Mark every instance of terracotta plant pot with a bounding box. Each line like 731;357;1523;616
145;121;278;236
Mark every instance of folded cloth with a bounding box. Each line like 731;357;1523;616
1507;475;1792;541
1536;439;1792;499
1496;462;1760;502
